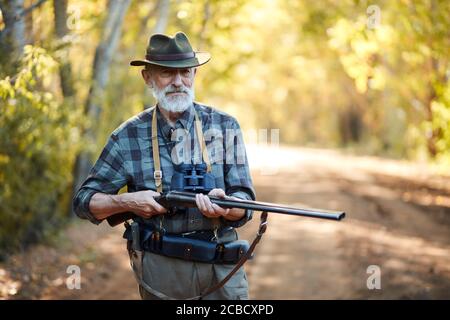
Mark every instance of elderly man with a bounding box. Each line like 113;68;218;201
73;32;255;300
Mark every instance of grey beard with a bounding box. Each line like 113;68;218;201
150;81;195;113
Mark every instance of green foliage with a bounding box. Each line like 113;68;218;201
0;46;83;256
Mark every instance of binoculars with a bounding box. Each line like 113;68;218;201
170;163;216;193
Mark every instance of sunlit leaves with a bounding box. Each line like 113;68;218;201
0;45;83;253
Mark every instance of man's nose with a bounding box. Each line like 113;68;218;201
172;72;183;86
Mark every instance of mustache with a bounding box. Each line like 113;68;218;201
164;86;189;94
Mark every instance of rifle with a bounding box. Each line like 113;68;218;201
111;190;345;299
107;190;345;227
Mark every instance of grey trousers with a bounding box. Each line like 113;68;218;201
138;251;249;300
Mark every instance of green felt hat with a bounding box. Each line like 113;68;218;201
130;32;210;68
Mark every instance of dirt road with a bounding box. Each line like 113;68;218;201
2;146;449;299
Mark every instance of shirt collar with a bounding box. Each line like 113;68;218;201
156;103;195;140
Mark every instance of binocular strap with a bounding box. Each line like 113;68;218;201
151;106;211;194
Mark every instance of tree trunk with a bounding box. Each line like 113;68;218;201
24;0;34;45
197;1;211;50
0;0;26;73
424;61;438;158
152;0;170;34
142;0;171;110
0;0;48;74
53;0;77;216
72;0;131;203
53;0;75;97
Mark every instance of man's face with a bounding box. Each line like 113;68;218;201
142;65;197;113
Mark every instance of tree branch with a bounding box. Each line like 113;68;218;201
19;0;48;19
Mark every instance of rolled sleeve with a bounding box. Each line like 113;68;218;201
73;188;103;225
72;134;128;225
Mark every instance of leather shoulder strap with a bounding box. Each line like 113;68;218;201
152;108;163;193
152;106;212;192
193;110;211;173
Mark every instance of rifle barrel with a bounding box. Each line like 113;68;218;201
160;191;345;221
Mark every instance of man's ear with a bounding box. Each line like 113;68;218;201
141;69;152;86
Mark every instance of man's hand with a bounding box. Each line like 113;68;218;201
89;190;167;221
121;190;168;219
195;188;246;221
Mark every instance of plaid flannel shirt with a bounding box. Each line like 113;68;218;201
73;102;255;233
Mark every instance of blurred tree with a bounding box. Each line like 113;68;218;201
153;0;170;34
53;0;74;98
0;46;81;255
0;0;27;74
72;0;131;196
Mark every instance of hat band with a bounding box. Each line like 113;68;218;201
146;52;195;61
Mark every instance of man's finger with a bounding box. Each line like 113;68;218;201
196;193;205;212
202;194;216;215
209;188;226;198
201;194;219;217
212;203;227;215
152;200;167;213
136;210;152;219
198;194;213;216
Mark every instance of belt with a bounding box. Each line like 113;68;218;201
123;223;251;264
